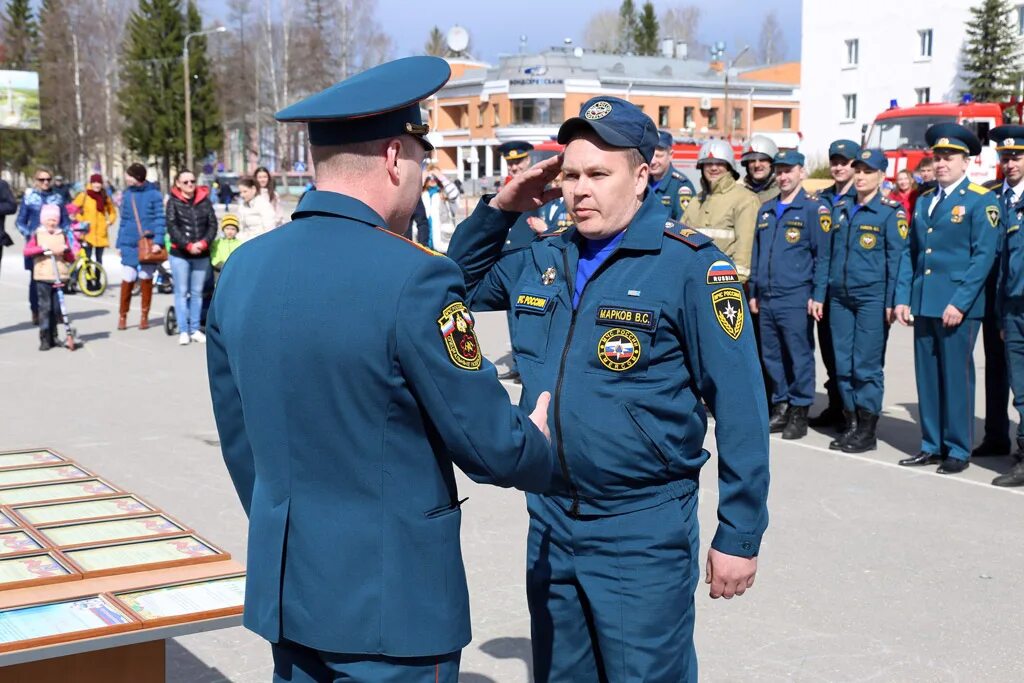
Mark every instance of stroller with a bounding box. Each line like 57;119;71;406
164;266;215;336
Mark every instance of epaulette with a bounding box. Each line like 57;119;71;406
372;226;442;256
539;226;570;239
968;182;990;195
805;190;819;200
663;221;712;249
918;187;937;197
983;179;1002;190
671;171;684;180
880;196;901;208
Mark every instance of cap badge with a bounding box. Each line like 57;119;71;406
861;151;871;159
541;267;557;286
584;101;612;120
938;137;950;146
1007;138;1016;146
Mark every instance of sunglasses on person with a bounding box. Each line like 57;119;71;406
36;176;51;183
179;179;196;185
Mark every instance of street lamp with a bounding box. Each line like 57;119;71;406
184;26;227;172
712;43;750;141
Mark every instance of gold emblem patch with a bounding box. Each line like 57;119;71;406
585;100;612;120
597;328;641;371
859;233;877;249
819;215;832;233
437;302;482;370
711;288;744;340
897;218;908;239
785;227;801;243
987;205;1001;228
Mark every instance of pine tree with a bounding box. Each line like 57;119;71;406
424;26;448;57
634;1;659;56
617;0;638;54
184;0;223;171
961;0;1023;105
0;0;39;180
37;0;76;177
119;0;186;187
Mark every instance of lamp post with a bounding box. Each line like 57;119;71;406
722;44;750;141
184;26;227;172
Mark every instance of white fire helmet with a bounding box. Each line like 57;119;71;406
740;135;779;164
696;139;738;176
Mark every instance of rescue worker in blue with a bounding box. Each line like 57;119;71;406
207;56;560;683
814;149;908;453
811;139;860;431
447;96;770;682
988;125;1024;486
894;123;1002;474
649;129;696;219
748;150;830;440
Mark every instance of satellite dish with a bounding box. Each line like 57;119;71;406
446;26;470;54
573;46;584;58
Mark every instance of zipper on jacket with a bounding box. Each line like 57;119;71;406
766;211;778;297
842;209;852;298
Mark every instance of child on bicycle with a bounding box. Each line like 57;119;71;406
210;214;242;284
24;204;78;350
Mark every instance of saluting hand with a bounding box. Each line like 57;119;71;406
490;155;564;213
706;548;757;599
528;391;553;443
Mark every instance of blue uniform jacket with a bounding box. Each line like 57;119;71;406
895;177;1001;318
749;188;831;302
818;181;856;209
116;182;166;267
651;169;696;220
447;192;770;558
207;191;556;657
994;185;1024;315
820;192;908;308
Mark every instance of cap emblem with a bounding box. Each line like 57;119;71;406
938;137;950;146
861;151;871;159
585;101;613;120
1007;138;1016;146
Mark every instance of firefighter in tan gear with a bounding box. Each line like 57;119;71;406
682;139;761;282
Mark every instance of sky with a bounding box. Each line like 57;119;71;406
376;0;803;64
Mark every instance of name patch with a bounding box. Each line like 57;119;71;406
515;294;550;313
596;306;656;332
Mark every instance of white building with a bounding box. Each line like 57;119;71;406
800;0;1024;167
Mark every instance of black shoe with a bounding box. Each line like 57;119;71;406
937;457;970;474
992;461;1024;487
768;402;790;433
828;410;858;450
842;409;878;453
809;404;845;430
971;438;1012;457
781;405;808;440
497;368;520;381
31;311;39;326
1014;436;1024;463
38;330;51;351
899;451;943;467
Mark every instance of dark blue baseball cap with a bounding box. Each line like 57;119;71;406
989;125;1024;152
275;56;450;150
828;139;861;161
852;148;887;172
557;96;659;162
926;122;981;156
656;130;674;150
773;150;805;167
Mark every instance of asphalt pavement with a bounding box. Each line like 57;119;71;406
2;235;1023;681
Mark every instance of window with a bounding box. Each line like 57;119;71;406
493;103;500;126
658;105;670;127
864;114;955;149
684;106;695;128
918;29;933;57
511;98;565;125
843;94;857;120
782;109;792;129
845;39;859;66
477;103;486;127
732;108;742;131
915;87;931;104
707;108;719;129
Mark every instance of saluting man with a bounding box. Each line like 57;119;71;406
207;57;559;682
649;129;696;219
748;150;830;440
448;96;770;682
894;123;1001;474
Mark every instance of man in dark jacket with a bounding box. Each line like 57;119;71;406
166;169;218;345
0;178;18;274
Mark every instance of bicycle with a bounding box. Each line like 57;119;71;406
64;223;107;298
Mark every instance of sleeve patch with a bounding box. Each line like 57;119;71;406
711;288;744;340
897;217;909;239
707;259;740;284
987;205;1001;228
438;302;482;370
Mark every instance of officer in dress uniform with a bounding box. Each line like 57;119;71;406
740;135;781;204
988;125;1024;486
207;56;559;683
894;123;1001;474
649;129;696;219
812;139;861;430
447;95;770;682
817;149;909;453
748;150;830;440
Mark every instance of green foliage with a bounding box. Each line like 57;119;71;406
185;0;222;169
36;0;74;176
424;26;448;57
618;0;638;54
961;0;1023;105
634;1;660;56
0;0;38;179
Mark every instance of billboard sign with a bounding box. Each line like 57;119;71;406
0;70;40;131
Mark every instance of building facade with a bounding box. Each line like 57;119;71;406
425;49;800;182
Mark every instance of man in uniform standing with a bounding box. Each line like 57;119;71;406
448;96;770;682
649;129;696;219
207;57;559;682
894;123;1001;474
740;135;780;204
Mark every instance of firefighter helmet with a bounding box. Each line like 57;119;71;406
696;139;738;176
740;135;779;164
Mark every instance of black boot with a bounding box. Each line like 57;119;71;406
38;330;51;351
768;402;790;433
781;405;809;440
829;410;858;450
1014;436;1024;463
842;409;878;453
809;403;845;430
992;460;1024;487
971;437;1012;457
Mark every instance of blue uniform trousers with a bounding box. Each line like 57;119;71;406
759;295;815;406
913;317;981;461
1003;299;1024;439
817;297;842;408
271;639;461;683
829;291;888;413
981;274;1010;441
526;493;700;683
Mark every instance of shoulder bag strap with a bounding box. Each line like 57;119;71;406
131;195;143;238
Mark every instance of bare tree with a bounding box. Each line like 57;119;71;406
583;10;620;53
659;4;705;57
757;10;785;65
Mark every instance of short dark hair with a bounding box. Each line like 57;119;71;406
915;157;934;170
126;163;147;183
238;176;257;190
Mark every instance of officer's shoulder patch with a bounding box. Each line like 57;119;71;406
880;196;901;209
918;187;937;197
372;226;442;256
983;179;1002;191
664;222;712;249
805;191;819;201
968;182;991;195
437;302;482;370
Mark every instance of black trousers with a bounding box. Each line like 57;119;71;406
35;280;57;334
817;295;841;409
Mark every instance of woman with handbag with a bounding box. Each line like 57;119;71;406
115;163;165;330
166;170;217;345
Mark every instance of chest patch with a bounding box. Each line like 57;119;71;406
437;302;482;371
859;233;877;249
596;306;656;332
597;328;641;371
515;293;551;313
785;227;801;243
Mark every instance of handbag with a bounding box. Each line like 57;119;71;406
132;195;166;264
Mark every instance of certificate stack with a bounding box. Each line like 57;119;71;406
0;448;245;680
